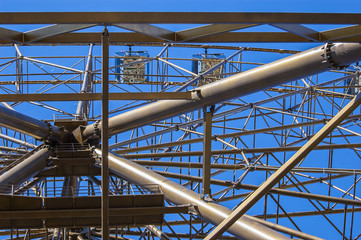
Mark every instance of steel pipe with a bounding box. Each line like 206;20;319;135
76;43;361;142
75;43;93;119
0;146;51;194
0;104;64;141
94;149;290;240
0;132;37;149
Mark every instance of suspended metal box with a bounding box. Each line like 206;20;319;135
192;53;225;85
115;51;150;83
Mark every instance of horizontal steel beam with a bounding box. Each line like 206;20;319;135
133;160;361;175
0;12;360;24
119;143;361;158
0;206;188;219
1;32;361;45
255;207;361;219
0;92;193;102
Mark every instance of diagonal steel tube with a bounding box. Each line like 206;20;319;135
0;146;51;194
109;74;357;149
205;78;361;240
94;149;291;240
0;104;65;141
76;43;361;143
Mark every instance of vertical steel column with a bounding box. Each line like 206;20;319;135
101;27;110;240
202;106;213;198
205;75;361;240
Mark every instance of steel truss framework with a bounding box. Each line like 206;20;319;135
0;12;360;240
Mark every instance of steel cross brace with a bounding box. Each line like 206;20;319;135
205;75;361;240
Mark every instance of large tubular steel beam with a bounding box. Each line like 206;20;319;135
0;105;64;142
0;147;51;194
94;149;291;240
77;43;361;142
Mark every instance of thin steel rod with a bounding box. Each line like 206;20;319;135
175;48;244;91
117;142;361;158
158;58;197;77
133;160;361;175
23;56;83;74
14;44;83;74
0;146;28;153
205;76;361;240
0;132;36;149
255;207;361;219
